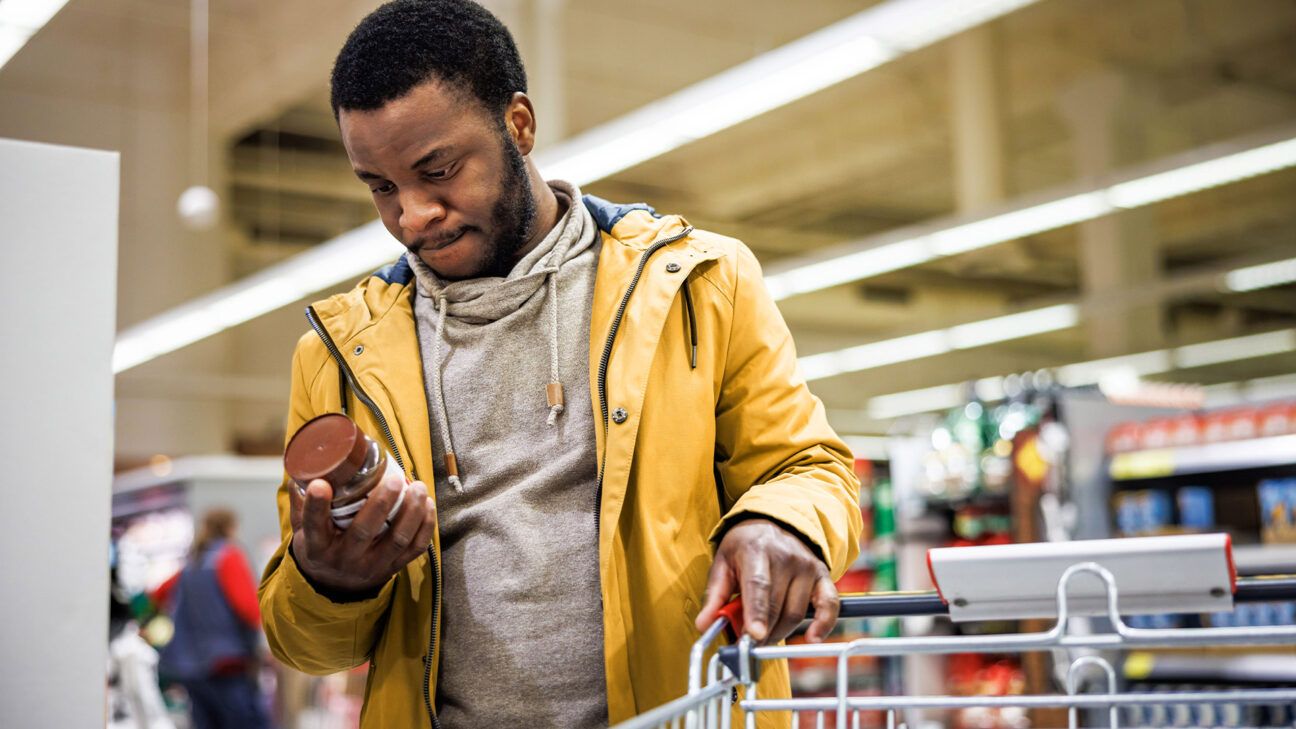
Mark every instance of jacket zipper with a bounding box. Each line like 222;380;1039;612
305;305;443;729
594;227;693;533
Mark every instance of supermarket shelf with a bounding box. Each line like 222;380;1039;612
920;491;1012;511
1124;651;1296;683
1109;434;1296;481
1233;544;1296;575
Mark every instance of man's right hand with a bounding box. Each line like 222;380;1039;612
289;475;437;595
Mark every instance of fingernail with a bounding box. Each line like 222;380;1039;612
749;621;766;640
386;478;402;492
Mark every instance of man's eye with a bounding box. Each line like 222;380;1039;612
425;164;454;180
371;183;395;195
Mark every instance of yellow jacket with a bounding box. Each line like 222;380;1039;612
259;197;861;728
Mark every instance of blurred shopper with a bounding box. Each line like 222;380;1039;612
108;554;175;729
155;509;270;729
258;2;861;728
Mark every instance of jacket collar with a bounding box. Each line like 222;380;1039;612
308;194;718;340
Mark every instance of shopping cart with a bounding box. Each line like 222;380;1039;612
612;534;1296;729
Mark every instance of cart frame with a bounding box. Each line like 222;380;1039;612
612;563;1296;729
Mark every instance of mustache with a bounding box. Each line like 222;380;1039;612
408;227;472;251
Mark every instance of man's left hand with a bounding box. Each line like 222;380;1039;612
694;518;839;645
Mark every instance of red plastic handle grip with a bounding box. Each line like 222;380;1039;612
717;598;744;641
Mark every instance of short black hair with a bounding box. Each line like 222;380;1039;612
330;0;527;121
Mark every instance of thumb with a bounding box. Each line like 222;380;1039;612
288;482;305;532
695;552;736;632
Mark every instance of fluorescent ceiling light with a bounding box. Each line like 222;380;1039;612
867;384;965;421
799;330;951;381
946;304;1078;349
867;328;1296;419
764;123;1296;301
840;434;893;462
0;0;71;69
113;221;394;373
535;0;1039;184
1106;138;1296;209
1172;330;1296;370
111;0;1041;374
1054;350;1173;388
798;303;1077;382
927;192;1110;256
1199;372;1296;408
1225;257;1296;292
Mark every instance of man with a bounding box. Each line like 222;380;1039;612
258;1;862;727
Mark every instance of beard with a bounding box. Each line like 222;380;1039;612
479;127;537;278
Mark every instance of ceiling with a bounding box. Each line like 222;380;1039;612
3;0;1294;457
223;0;1296;430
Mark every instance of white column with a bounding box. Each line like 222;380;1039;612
0;138;119;728
949;27;1007;213
1057;73;1162;356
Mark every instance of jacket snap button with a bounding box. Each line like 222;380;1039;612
665;262;681;273
353;344;364;356
611;407;628;424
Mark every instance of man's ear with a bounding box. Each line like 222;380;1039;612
503;92;537;156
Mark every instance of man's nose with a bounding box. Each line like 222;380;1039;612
399;192;447;233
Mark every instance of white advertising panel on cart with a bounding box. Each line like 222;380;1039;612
0;138;119;727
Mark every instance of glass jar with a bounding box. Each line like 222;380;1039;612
284;413;406;528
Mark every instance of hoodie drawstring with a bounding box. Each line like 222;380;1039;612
546;273;565;425
430;294;463;492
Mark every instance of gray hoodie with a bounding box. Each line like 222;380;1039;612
408;180;607;728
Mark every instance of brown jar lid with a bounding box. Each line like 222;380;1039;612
284;413;369;492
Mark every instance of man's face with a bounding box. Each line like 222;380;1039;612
339;80;536;280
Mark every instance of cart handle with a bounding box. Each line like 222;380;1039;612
716;574;1296;639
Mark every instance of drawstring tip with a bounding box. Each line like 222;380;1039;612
444;452;461;491
690;345;698;369
546;383;565;426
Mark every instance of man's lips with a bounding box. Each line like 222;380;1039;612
414;228;469;253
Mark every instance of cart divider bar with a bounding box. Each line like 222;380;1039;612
831;575;1296;619
742;688;1296;712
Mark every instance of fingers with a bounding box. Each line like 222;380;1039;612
300;480;335;555
738;550;773;642
763;560;793;645
695;553;736;632
378;481;430;566
804;572;840;644
346;474;404;544
770;571;815;644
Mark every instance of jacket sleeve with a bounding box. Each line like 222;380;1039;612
709;244;862;580
257;334;397;675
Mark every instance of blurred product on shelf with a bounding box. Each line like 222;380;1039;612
1176;486;1215;531
1258;478;1296;544
1120;683;1292;728
1113;490;1173;536
1210;600;1296;628
1259;402;1296;436
1107;400;1296;455
950;505;1012;547
946;653;1027;729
